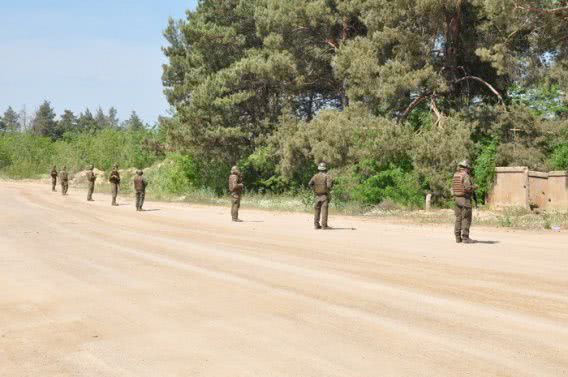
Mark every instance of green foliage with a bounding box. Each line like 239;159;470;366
550;144;568;170
345;162;424;208
473;141;498;202
145;153;199;196
0;133;54;177
0;129;163;178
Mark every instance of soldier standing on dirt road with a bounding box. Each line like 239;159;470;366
50;166;58;192
60;166;69;196
452;160;478;244
109;164;121;206
228;166;244;222
309;162;333;230
133;170;147;211
86;165;96;201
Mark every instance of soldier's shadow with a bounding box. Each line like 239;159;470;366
142;209;161;212
325;227;357;231
470;240;499;244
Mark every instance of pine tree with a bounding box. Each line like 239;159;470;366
1;107;19;132
31;101;59;139
124;111;145;131
59;110;78;135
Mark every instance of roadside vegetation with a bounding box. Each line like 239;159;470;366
1;0;568;230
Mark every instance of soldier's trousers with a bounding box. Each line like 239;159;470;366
87;184;94;200
136;191;145;211
231;195;241;221
454;204;472;239
111;183;119;205
61;182;68;195
314;194;330;227
51;178;57;191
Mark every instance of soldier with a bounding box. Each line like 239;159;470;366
50;165;58;192
133;169;147;211
60;166;69;196
452;160;478;244
86;165;96;201
309;162;333;230
109;164;121;206
228;166;244;222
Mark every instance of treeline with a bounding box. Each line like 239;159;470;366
0;101;147;139
0;102;165;178
159;0;568;206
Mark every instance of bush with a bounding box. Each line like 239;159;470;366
334;161;424;208
473;141;498;202
550;144;568;170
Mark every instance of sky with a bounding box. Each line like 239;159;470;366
0;0;198;124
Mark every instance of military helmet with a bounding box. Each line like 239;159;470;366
317;162;328;171
89;164;94;170
458;160;470;168
136;169;143;175
231;166;240;174
113;164;118;169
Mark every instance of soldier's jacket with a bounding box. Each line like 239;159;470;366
50;169;58;178
228;173;244;196
109;170;121;184
60;171;69;182
134;176;147;192
86;171;96;183
309;172;333;195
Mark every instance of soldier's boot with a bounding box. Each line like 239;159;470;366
455;236;462;243
462;237;475;244
314;224;321;229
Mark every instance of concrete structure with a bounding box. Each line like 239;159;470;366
488;167;568;210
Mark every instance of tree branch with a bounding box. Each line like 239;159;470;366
453;75;504;104
399;92;433;122
515;3;568;14
325;39;338;49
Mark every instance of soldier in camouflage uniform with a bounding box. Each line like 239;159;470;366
228;166;244;222
86;165;96;201
50;166;58;192
452;160;478;244
133;169;147;211
60;166;69;196
109;164;121;206
309;162;333;230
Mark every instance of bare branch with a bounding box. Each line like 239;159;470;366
454;75;505;104
514;3;568;14
399;92;433;122
325;39;338;49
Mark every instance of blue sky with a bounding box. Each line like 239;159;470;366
0;0;198;124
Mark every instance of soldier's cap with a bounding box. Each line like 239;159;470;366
230;166;240;174
317;162;328;171
458;160;470;168
136;169;143;175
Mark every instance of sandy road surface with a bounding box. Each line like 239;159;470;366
0;181;567;377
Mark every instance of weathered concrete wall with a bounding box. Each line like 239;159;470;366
528;171;549;210
488;167;529;209
488;168;568;210
548;171;568;210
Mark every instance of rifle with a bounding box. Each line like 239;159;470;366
472;190;479;209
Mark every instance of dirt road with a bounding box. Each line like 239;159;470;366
0;181;567;377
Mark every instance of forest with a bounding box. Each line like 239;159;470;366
2;0;568;208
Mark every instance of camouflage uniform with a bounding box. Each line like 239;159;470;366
452;160;475;243
309;163;333;229
50;166;58;192
86;165;96;201
109;165;121;206
60;167;69;195
133;170;147;211
228;166;244;222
